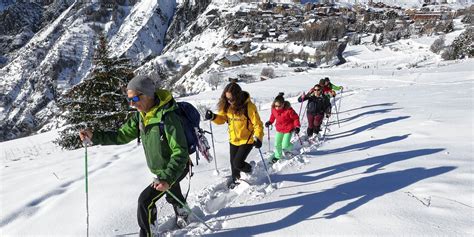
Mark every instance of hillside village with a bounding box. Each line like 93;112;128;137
214;1;469;68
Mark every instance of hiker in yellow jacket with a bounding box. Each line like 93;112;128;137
205;82;264;188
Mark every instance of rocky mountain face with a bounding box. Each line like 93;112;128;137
163;0;213;53
0;0;210;142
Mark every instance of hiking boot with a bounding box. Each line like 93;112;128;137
270;157;279;164
227;177;240;189
283;150;298;158
242;161;252;174
173;206;189;229
249;160;256;171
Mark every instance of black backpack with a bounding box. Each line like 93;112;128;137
158;102;212;165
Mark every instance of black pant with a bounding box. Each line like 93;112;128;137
137;166;189;237
337;53;346;65
229;143;253;179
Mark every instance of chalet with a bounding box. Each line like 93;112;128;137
253;34;265;42
274;14;285;19
218;53;244;67
412;13;442;22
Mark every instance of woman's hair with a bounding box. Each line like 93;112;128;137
272;92;284;108
319;79;325;86
274;92;284;103
217;82;248;114
272;92;290;109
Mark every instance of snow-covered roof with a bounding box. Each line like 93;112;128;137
225;53;244;62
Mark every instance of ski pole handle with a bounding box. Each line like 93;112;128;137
83;137;92;147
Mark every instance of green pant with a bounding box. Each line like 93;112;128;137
274;132;293;159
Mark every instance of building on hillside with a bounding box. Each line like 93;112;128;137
412;13;442;22
301;0;319;3
217;53;244;67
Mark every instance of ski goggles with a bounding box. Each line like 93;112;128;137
127;93;143;102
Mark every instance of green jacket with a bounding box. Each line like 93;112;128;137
330;83;342;91
91;89;189;183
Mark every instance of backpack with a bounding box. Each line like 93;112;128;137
158;101;213;165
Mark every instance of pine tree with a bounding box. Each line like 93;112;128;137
55;32;135;149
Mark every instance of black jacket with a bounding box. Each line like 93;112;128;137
298;93;331;115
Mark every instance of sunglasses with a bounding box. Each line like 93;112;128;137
127;93;143;102
314;88;321;91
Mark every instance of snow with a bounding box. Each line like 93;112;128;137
1;22;473;236
109;0;176;61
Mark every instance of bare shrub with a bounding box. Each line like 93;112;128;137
207;73;222;90
260;67;275;79
322;41;338;63
430;36;445;54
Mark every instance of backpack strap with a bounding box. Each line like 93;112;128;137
158;107;200;166
136;112;141;145
243;103;255;144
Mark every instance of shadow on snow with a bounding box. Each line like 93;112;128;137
206;165;454;236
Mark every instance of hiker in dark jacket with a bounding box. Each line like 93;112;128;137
298;84;332;138
79;75;190;237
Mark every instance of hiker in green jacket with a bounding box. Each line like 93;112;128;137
322;77;343;98
79;75;190;237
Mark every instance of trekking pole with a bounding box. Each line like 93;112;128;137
333;96;340;128
209;121;219;175
83;137;92;237
267;125;271;153
298;91;304;118
301;106;307;127
296;133;303;146
338;88;344;112
322;116;331;142
160;182;214;231
257;148;273;186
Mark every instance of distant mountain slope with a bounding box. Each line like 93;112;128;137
0;0;179;141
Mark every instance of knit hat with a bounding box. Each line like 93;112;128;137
127;75;156;97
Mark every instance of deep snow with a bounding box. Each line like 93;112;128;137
1;27;473;236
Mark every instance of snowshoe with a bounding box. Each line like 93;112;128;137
283;149;299;158
270;157;280;164
174;206;189;229
227;177;241;189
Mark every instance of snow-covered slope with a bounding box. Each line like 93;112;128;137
1;31;472;235
108;0;176;61
0;0;177;141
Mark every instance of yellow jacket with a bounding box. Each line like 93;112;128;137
213;98;264;146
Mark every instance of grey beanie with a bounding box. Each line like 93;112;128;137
127;75;156;97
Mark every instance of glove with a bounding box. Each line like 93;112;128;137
293;127;300;134
264;121;272;128
205;110;215;121
253;138;262;149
